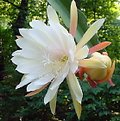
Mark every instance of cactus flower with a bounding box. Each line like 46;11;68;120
11;0;105;118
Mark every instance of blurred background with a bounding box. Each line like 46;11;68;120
0;0;120;121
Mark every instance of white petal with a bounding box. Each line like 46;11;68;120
44;85;59;104
50;62;69;90
16;74;36;89
67;76;82;119
27;29;50;48
27;82;43;92
50;93;57;115
67;72;83;103
16;32;43;50
19;29;44;47
33;74;54;85
30;20;46;29
27;28;64;53
26;73;54;92
47;5;59;23
11;56;40;66
58;24;76;53
15;49;41;59
58;23;69;34
15;39;58;60
29;23;65;52
67;73;82;119
22;23;59;51
19;28;30;37
12;48;44;59
19;29;51;49
12;50;22;56
76;45;89;60
47;22;75;54
11;54;53;74
46;23;66;52
76;19;105;50
19;26;59;51
70;61;78;73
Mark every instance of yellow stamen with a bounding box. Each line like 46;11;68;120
60;55;68;62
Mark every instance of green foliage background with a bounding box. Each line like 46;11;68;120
0;0;120;121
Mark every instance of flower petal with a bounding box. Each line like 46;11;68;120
69;0;78;37
70;61;78;73
47;23;68;53
89;41;111;54
25;83;49;97
76;19;105;51
109;60;115;78
27;82;43;92
50;62;69;90
50;93;57;115
19;28;57;50
12;55;53;75
79;58;107;68
16;74;36;89
12;50;22;56
26;73;54;92
76;45;89;60
67;73;82;119
70;92;82;119
44;85;59;104
16;75;36;89
19;28;29;37
91;52;112;68
12;57;40;73
30;20;46;29
48;22;75;55
33;74;54;86
67;72;83;103
104;60;115;81
12;47;45;59
47;5;59;23
27;29;51;48
15;37;41;50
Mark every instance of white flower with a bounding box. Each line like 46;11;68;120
11;0;105;118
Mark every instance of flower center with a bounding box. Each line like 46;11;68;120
60;55;68;62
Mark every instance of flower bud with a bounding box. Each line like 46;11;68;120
77;52;115;87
